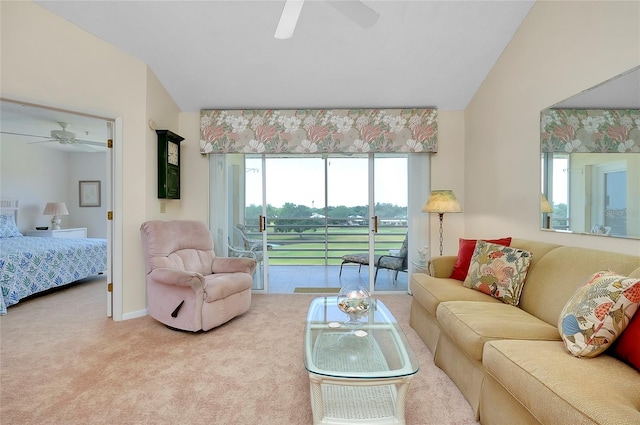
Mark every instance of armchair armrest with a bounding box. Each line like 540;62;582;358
429;256;457;277
211;257;256;275
147;268;204;289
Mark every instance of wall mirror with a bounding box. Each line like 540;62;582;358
540;66;640;239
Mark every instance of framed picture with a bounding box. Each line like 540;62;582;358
79;180;101;207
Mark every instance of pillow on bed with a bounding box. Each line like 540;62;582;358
0;214;23;238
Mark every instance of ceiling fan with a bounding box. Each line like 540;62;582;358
1;122;106;151
275;0;379;39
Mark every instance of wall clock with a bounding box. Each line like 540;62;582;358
156;129;184;199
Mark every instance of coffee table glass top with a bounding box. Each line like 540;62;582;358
304;297;419;379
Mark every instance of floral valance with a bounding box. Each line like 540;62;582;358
541;109;640;153
200;108;437;154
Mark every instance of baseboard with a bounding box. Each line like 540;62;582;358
122;308;148;320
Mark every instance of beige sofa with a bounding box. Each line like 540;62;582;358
409;238;640;425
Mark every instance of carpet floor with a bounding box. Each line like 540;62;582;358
0;278;478;425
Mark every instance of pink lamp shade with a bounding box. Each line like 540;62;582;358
43;202;69;230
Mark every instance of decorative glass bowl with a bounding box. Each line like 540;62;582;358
337;285;371;327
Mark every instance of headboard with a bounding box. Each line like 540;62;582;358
0;199;19;225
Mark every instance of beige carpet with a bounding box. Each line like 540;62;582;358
0;278;478;425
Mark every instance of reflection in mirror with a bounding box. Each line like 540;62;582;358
540;66;640;239
542;152;639;238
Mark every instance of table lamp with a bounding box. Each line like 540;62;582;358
43;202;69;230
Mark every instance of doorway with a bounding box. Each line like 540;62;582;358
0;98;116;316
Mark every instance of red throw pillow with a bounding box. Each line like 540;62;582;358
611;311;640;371
450;237;512;281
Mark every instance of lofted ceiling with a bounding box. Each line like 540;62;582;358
34;0;536;112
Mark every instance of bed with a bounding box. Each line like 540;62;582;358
0;199;107;314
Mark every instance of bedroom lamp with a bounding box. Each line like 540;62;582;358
422;190;462;256
541;194;554;229
43;202;69;230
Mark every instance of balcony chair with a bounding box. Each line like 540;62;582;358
235;224;273;251
140;220;256;332
339;233;409;283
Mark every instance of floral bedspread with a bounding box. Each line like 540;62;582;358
0;236;107;314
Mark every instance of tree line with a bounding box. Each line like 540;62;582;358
244;203;407;233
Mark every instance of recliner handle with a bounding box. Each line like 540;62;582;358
171;300;185;318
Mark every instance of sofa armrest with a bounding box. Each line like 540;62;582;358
211;257;257;275
429;256;457;277
147;268;204;289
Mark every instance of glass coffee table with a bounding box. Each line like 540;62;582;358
304;297;419;425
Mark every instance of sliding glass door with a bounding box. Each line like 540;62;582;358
212;153;415;293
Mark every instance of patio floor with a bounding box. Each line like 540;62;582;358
264;264;409;294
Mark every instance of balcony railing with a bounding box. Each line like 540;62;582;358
242;217;407;265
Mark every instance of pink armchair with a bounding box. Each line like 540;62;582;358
140;220;256;331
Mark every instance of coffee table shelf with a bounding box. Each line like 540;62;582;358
304;297;419;425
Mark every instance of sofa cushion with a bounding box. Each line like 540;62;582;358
463;241;532;306
436;301;560;361
611;311;640;371
450;237;512;281
410;274;501;317
558;270;640;358
516;245;640;327
483;340;640;425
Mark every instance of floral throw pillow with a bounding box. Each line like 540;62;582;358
462;240;532;306
558;271;640;358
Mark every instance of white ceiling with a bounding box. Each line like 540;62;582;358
34;0;536;112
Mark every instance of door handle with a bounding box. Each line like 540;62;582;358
373;215;378;233
259;215;265;232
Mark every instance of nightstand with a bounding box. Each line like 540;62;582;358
26;228;87;239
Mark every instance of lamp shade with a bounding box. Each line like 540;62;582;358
541;194;554;213
43;202;69;216
422;190;462;214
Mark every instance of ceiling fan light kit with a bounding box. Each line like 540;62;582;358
275;0;379;40
50;122;76;143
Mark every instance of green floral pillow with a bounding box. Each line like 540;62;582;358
463;240;532;306
558;271;640;358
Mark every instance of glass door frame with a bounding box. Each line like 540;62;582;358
209;152;431;295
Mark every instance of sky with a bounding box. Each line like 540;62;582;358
244;157;408;208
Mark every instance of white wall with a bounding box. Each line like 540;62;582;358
68;153;108;238
178;112;209;223
429;111;466;256
0;136;107;236
0;138;69;229
465;0;640;255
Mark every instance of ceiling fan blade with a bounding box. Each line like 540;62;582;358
27;139;58;144
75;140;106;147
73;143;101;152
275;0;305;39
327;1;379;28
0;130;48;139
